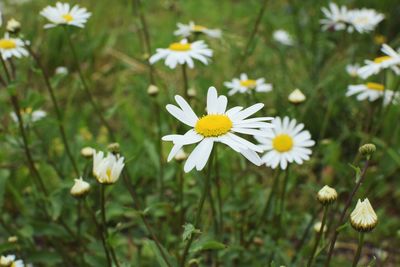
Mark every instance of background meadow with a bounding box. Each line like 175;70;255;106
1;0;400;266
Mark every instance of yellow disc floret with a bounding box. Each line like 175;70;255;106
62;13;74;22
169;42;192;51
192;25;207;32
195;114;233;137
374;56;391;63
366;82;384;91
240;79;257;89
0;39;17;49
272;134;293;152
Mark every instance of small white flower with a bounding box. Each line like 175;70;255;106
10;108;46;123
320;2;349;31
288;89;306;104
347;8;384;34
257;117;315;170
357;44;400;79
92;151;125;184
273;30;293;46
224;73;272;96
0;255;24;267
163;86;274;172
350;198;378;232
55;66;68;75
0;33;28;60
70;177;91;197
174;21;221;38
40;2;91;29
346;83;399;106
346;64;360;77
149;39;212;69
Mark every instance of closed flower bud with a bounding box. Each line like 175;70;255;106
187;88;197;98
7;236;18;243
317;185;337;205
175;149;188;162
6;18;21;34
81;146;95;158
359;143;376;158
288;89;306;104
313;221;327;233
70;177;91;197
107;142;120;154
147;84;159;97
350;198;378;232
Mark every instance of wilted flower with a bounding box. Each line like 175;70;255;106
317;185;338;205
288;89;306;104
174;21;221;38
224;73;273;96
40;2;91;29
93;151;125;184
350;198;378;232
70;177;91;197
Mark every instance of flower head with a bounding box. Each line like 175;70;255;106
288;89;306;104
174;21;221;38
347;8;384;34
10;108;46;123
346;83;399;106
163;86;273;172
317;185;338;205
350;198;378;232
257;117;315;170
273;30;293;46
6;18;21;34
70;177;91;197
93;151;125;184
0;255;24;267
224;73;272;96
40;2;91;29
80;146;95;158
320;2;350;31
149;39;212;69
0;33;28;60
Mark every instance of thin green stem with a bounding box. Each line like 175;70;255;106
259;169;280;225
215;146;223;233
278;167;290;224
0;57;11;82
352;232;365;267
178;165;184;228
307;205;329;267
153;100;164;199
182;64;189;99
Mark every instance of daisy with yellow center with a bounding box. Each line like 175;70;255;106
40;2;91;29
0;34;28;60
174;21;222;38
256;116;315;170
224;73;273;96
10;108;46;124
357;44;400;79
92;151;125;184
162;86;273;172
0;255;24;267
346;83;399;106
149;39;212;69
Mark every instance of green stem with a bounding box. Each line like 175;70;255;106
352;233;365;267
182;64;189;99
178;165;184;228
259;169;280;225
214;146;223;233
154;100;164;199
307;205;329;267
278;167;290;224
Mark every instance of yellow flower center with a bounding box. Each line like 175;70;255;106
374;35;386;45
374;56;391;63
272;134;293;152
169;42;191;51
240;79;257;89
0;39;16;49
62;13;74;22
192;25;207;32
195;114;233;137
21;107;33;115
106;168;112;179
366;82;384;91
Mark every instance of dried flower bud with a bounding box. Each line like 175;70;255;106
81;146;95;158
350;198;378;232
147;84;159;97
107;143;120;154
70;177;91;198
175;149;188;162
288;89;306;104
6;18;21;34
317;185;337;205
359;144;376;158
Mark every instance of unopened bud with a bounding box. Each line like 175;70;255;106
175;149;188;162
107;143;120;154
70;177;91;198
147;84;159;97
317;185;337;205
350;198;378;232
288;89;306;104
6;18;21;34
81;146;95;158
187;88;197;98
359;144;376;158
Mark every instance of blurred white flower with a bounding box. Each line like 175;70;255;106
288;89;306;104
345;64;360;77
6;18;21;33
350;198;378;232
70;177;91;197
80;146;95;158
320;2;349;31
257;117;315;170
93;151;125;184
224;73;272;96
273;30;293;46
163;86;273;172
174;21;221;38
346;82;399;106
10;108;46;123
0;33;28;60
347;8;384;34
0;255;24;267
55;66;68;75
40;2;91;29
149;39;212;69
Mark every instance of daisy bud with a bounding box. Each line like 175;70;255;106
313;221;327;233
174;149;188;162
359;143;376;158
70;177;91;198
317;185;337;205
6;18;21;34
107;142;120;154
350;198;378;232
81;146;95;158
187;88;197;98
7;236;18;243
55;66;68;75
147;84;159;97
288;89;306;104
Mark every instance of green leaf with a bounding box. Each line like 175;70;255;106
182;223;201;241
336;222;349;232
0;170;10;211
190;239;226;253
348;164;361;183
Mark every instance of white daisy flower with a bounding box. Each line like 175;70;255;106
149;39;212;69
320;2;350;31
257;117;315;170
174;21;222;39
0;255;24;267
357;44;400;79
0;33;28;60
10;108;46;123
92;151;125;184
346;82;399;105
346;63;360;77
162;86;274;173
224;73;273;96
347;8;384;34
40;2;91;29
272;30;293;46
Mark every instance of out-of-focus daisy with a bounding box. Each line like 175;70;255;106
257;117;315;170
0;33;28;60
40;2;91;29
0;255;24;267
224;73;272;96
320;2;349;31
347;8;384;34
10;108;46;123
272;30;293;46
162;86;273;172
174;21;221;39
149;39;212;69
346;83;399;105
357;44;400;79
346;64;360;77
93;151;125;184
288;89;306;104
